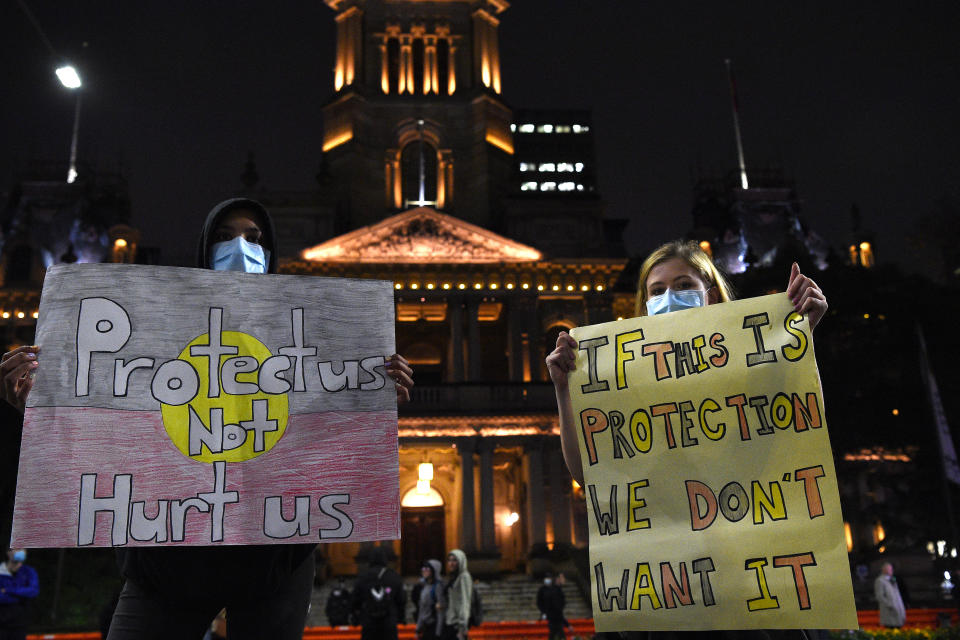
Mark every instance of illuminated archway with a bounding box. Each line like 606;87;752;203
401;485;444;508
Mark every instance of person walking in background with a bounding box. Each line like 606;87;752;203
353;548;405;640
0;549;39;640
326;578;352;627
874;562;906;628
536;571;566;640
441;550;472;640
415;559;444;640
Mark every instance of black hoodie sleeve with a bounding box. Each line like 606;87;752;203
0;400;24;548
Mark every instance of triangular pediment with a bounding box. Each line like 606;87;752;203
301;208;541;264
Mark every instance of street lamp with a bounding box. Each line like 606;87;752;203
55;64;82;183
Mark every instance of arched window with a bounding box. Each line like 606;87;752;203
401;485;444;508
402;140;438;207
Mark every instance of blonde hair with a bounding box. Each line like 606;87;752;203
634;240;735;317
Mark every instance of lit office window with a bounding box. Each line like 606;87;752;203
555;125;571;133
521;181;538;191
536;124;554;133
572;124;590;133
576;184;584;191
558;182;576;191
540;182;557;191
519;162;536;172
575;162;584;172
510;123;517;132
538;163;556;172
519;124;535;133
557;162;575;172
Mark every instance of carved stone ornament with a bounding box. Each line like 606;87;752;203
301;207;541;264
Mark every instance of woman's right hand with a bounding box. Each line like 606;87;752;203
0;345;40;414
545;331;577;390
547;331;585;486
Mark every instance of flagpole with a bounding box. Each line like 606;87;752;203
724;59;749;190
918;323;960;554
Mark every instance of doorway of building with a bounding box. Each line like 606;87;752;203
400;506;446;575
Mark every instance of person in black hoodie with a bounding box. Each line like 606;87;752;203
352;547;406;640
325;577;353;627
0;198;415;639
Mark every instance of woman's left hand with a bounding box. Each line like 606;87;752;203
387;354;414;404
786;262;828;331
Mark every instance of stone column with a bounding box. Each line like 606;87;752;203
524;296;541;381
379;42;389;94
488;16;501;93
459;439;477;551
334;16;346;90
507;298;523;382
466;298;481;381
425;41;437;94
346;11;358;86
449;296;464;382
524;441;546;546
479;440;496;550
447;45;457;94
549;447;572;546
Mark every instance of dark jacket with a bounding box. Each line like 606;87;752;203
352;549;406;628
116;198;315;599
536;582;565;624
326;585;353;626
0;401;23;549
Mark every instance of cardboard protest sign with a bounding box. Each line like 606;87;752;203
12;264;399;548
570;294;856;631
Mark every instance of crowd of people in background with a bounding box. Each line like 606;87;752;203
329;548;476;640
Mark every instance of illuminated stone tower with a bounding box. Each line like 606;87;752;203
321;0;514;230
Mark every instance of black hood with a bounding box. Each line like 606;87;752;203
196;198;279;273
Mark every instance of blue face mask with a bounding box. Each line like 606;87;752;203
646;289;706;315
210;236;270;274
12;550;26;562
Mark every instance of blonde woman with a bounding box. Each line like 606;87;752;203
546;240;827;486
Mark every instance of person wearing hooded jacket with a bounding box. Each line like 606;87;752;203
0;198;415;640
441;549;472;640
415;559;445;640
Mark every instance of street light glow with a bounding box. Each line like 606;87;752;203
56;65;82;89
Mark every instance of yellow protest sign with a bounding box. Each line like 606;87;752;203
569;293;857;631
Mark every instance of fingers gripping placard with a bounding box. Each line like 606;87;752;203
569;294;856;632
14;264;399;549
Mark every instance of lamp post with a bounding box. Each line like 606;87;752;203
55;64;82;183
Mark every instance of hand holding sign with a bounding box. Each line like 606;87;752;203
0;345;40;414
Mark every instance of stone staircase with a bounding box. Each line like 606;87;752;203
307;574;591;627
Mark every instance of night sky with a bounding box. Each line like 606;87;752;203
2;1;958;273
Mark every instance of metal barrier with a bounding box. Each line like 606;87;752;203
301;619;596;640
24;610;960;639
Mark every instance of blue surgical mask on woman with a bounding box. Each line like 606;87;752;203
646;288;706;315
210;236;270;273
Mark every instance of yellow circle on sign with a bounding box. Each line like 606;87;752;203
160;331;289;463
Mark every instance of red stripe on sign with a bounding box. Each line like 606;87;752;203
13;406;399;547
